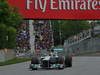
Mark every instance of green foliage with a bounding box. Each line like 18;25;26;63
52;20;90;45
0;0;22;49
0;24;7;49
60;20;90;39
6;8;22;28
90;20;100;25
52;20;61;45
0;0;22;28
7;27;16;49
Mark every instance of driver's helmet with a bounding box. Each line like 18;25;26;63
50;52;58;58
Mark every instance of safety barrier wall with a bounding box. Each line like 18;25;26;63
0;50;15;62
64;37;100;54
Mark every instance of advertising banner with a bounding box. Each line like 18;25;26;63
8;0;100;19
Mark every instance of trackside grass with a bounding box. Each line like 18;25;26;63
0;58;30;66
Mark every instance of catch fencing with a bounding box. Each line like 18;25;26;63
64;29;100;55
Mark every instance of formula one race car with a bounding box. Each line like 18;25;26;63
29;48;72;70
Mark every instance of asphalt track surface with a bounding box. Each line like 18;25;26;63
0;57;100;75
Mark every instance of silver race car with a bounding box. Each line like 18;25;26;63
29;48;72;70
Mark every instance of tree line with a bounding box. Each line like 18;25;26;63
0;0;22;49
52;20;91;46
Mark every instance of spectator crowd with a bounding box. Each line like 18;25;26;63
16;20;53;53
33;20;53;50
16;20;30;53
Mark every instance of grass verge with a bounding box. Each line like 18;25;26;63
0;58;30;66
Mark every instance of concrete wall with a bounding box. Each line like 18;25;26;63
0;49;15;62
64;37;100;54
0;50;5;62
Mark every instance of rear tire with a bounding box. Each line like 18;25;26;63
65;56;72;67
58;65;64;70
31;67;37;70
58;67;64;70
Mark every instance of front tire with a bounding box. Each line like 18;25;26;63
57;56;65;70
30;56;39;70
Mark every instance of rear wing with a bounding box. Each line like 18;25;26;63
53;48;64;53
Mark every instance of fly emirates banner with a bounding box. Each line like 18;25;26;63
8;0;100;19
